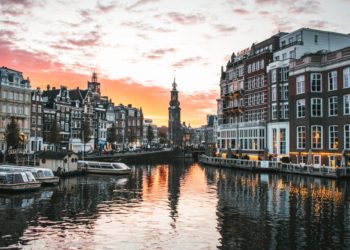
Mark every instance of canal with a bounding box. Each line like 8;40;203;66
1;160;350;249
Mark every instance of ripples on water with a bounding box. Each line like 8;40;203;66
1;161;350;249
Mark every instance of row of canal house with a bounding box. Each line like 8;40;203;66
0;69;144;154
217;27;350;167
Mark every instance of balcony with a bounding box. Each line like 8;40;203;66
219;120;266;130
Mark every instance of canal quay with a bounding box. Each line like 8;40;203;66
1;159;350;249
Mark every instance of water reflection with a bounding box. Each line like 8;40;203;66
0;161;350;249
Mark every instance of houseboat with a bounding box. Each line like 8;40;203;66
78;161;131;175
0;171;41;192
0;165;59;185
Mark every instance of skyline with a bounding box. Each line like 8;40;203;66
1;0;349;126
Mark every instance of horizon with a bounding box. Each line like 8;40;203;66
1;0;349;127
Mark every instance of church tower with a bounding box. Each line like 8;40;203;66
168;77;181;147
87;71;101;95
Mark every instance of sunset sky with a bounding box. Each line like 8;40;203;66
1;0;349;126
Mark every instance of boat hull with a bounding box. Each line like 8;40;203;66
36;176;60;185
84;168;131;175
0;182;42;192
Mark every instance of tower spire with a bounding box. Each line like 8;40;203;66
172;70;177;90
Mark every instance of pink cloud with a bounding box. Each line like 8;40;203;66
166;12;206;25
233;8;250;15
215;24;237;33
172;57;206;68
143;48;177;60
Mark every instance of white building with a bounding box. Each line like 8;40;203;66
142;119;158;146
0;67;31;153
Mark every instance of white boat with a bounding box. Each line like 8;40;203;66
0;171;41;192
0;165;60;185
78;161;131;175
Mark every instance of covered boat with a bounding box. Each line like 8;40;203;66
0;165;59;185
0;171;41;192
78;161;131;175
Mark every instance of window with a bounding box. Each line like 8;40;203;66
296;34;301;42
281;102;289;119
282;53;287;60
272;128;277;154
345;125;350;149
261;59;264;69
296;75;305;94
311;73;322;92
247;65;251;73
328;96;338;116
280;129;286;154
271;85;277;101
314;35;318;44
311;98;322;117
297;99;306;118
280;84;288;100
344;94;350;115
329;125;338;149
272;104;277;120
271;69;277;83
280;67;289;82
311;125;323;149
344;67;350;88
297;126;306;149
328;71;337;91
289;50;295;59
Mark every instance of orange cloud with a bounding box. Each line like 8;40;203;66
0;40;216;127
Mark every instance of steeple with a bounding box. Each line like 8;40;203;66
92;71;98;82
172;78;177;90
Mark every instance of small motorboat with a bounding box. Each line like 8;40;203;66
0;165;60;186
78;161;131;175
0;171;41;192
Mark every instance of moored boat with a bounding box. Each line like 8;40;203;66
78;161;131;175
0;165;60;185
0;171;41;192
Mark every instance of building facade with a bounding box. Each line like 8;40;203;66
143;118;158;146
0;67;31;153
266;28;350;159
289;47;350;166
29;88;43;153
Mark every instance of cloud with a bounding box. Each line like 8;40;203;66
214;24;237;33
50;44;74;50
97;1;118;12
0;20;20;26
0;38;64;73
288;0;320;14
143;48;177;60
172;57;206;68
165;12;206;25
306;20;331;29
0;30;16;38
126;0;160;10
1;0;32;7
79;9;94;23
233;8;250;15
0;0;44;16
65;29;101;47
121;21;175;33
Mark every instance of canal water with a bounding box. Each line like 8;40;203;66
1;160;350;249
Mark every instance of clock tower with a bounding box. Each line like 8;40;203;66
168;77;181;147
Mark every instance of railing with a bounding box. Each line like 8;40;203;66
199;155;350;178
